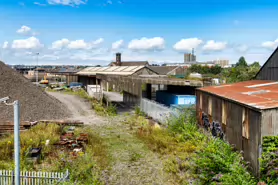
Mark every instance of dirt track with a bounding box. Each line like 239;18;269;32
47;91;172;185
47;91;107;125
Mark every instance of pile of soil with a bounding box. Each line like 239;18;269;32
0;61;70;121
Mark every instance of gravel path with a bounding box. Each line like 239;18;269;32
47;92;107;125
48;91;173;185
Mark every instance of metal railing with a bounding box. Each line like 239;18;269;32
0;170;69;185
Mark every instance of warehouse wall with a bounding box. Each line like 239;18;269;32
261;109;278;136
196;90;262;176
256;47;278;80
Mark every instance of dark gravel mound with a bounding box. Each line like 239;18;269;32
0;61;70;121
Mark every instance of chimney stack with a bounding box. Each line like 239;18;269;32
116;53;121;66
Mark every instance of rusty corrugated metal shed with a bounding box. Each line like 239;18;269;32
197;80;278;110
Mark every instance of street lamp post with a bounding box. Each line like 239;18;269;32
0;97;20;185
36;53;39;86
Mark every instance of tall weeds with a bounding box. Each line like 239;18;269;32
134;108;257;184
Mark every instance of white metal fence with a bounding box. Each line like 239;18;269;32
140;98;178;124
0;170;69;185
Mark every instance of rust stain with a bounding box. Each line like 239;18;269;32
198;80;278;109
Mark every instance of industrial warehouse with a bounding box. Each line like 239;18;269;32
0;48;277;184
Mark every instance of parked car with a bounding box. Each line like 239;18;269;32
69;82;83;90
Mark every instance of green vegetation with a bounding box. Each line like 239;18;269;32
130;109;258;184
221;59;261;83
0;124;108;184
186;56;261;83
260;136;278;185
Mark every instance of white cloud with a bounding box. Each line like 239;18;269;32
261;39;278;50
51;38;103;50
203;40;227;51
47;0;87;6
17;25;32;35
2;41;8;49
93;38;104;45
112;40;124;50
51;38;70;49
128;37;165;51
107;0;112;4
11;37;43;49
67;38;104;49
173;38;203;52
68;40;88;49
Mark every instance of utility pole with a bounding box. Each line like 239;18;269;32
0;97;20;185
36;52;39;86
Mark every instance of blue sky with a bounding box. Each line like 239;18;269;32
0;0;278;65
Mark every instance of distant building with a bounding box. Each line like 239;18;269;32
164;61;215;68
184;53;196;63
109;53;149;66
213;59;229;67
184;48;197;63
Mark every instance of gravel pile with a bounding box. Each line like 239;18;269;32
0;61;70;121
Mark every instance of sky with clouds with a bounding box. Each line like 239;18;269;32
0;0;278;65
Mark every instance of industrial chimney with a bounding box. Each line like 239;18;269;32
116;53;121;66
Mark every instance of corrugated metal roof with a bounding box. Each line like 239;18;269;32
197;80;278;110
76;66;146;76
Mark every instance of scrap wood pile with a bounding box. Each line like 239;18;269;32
0;61;70;122
0;121;38;133
54;126;88;157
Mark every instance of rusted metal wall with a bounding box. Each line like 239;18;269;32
261;109;278;136
245;109;261;176
256;47;278;80
196;90;262;176
226;102;243;150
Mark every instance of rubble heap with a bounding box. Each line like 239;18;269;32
0;61;70;121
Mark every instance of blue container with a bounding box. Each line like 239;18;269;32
175;95;196;106
156;91;196;107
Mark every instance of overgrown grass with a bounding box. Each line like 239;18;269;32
130;109;258;185
0;124;109;184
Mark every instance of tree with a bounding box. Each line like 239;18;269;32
210;65;222;75
236;56;248;67
250;61;261;68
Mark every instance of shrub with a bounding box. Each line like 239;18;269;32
165;109;256;184
260;136;278;185
106;104;117;116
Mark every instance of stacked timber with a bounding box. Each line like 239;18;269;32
0;121;32;133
